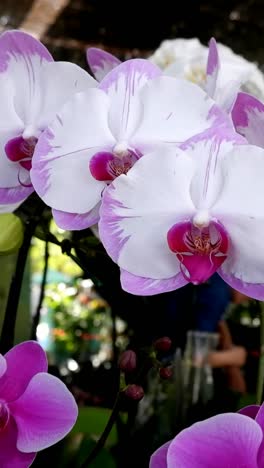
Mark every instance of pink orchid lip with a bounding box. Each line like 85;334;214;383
0;403;9;432
89;150;138;182
5;135;38;172
167;220;229;285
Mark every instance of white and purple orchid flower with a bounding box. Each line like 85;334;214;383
0;30;97;208
31;57;233;230
150;404;264;468
232;91;264;148
99;129;264;299
86;39;244;114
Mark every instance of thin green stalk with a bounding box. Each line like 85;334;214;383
80;392;121;468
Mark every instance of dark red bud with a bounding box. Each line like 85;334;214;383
118;350;137;372
124;384;144;401
154;337;172;352
159;367;173;379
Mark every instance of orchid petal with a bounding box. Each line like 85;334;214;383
150;441;171;468
0;137;34;203
86;47;121;81
0;417;35;468
238;405;260;420
36;61;97;130
0;341;47;402
9;373;78;452
232;92;264;147
167;413;261;468
0;30;52;126
0;90;27;204
255;404;264;466
99;148;195;279
181;130;244;210
132;76;231;151
0;185;34;205
99;59;161;141
256;404;264;431
205;38;219;98
216;79;242;114
52;203;100;231
0;202;21;213
0;354;7;378
212;145;264;298
31;89;115;213
121;269;187;296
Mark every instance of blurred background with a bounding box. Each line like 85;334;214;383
0;1;264;467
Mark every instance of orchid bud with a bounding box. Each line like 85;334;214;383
118;350;137;373
124;384;144;401
0;214;24;255
154;337;172;352
159;367;173;380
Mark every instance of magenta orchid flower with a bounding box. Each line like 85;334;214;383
0;30;96;208
232;92;264;148
31;58;232;231
99;130;264;299
204;38;244;113
0;340;77;467
86;47;121;81
150;404;264;468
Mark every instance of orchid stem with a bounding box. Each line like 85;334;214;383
257;306;264;404
80;392;121;467
0;220;35;354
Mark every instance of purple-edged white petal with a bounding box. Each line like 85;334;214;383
181;129;245;210
0;185;34;205
216;79;242;114
31;89;115;213
0;80;26;203
9;373;78;453
99;59;161;141
212;145;264;299
86;47;121;81
150;441;171;468
0;201;21;213
52;202;100;231
36;61;97;130
121;269;187;296
0;30;52;126
218;270;264;301
0;341;47;402
132;76;232;151
0;417;35;468
99;148;195;279
167;413;262;468
232;92;264;147
205;38;219;98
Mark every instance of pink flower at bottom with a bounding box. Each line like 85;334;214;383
0;341;78;467
150;404;264;468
